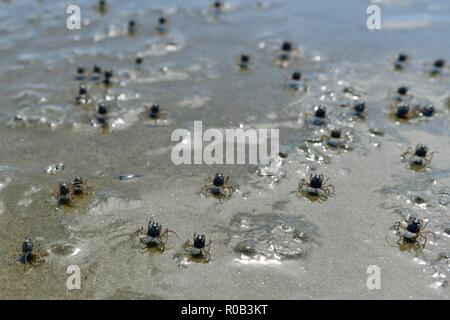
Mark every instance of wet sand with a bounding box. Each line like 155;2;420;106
0;0;449;299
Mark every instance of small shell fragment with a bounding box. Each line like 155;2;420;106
45;163;64;174
119;174;141;181
369;128;385;136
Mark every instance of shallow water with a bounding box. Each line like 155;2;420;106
0;0;449;299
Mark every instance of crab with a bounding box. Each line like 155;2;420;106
390;86;413;106
298;174;335;202
75;66;86;81
183;233;213;262
92;64;102;81
70;176;90;196
393;217;435;249
417;104;435;118
350;101;367;120
390;102;417;121
401;144;434;168
237;54;251;71
103;69;114;86
200;173;234;201
306;105;329;126
286;71;307;92
208;1;228;18
429;59;445;77
128;20;137;36
53;181;72;206
75;84;91;105
275;41;299;65
19;238;47;267
156;16;169;34
136;220;175;252
322;128;351;150
277;41;298;62
98;0;107;14
95;102;109;127
146;102;166;120
394;53;409;71
212;1;224;10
